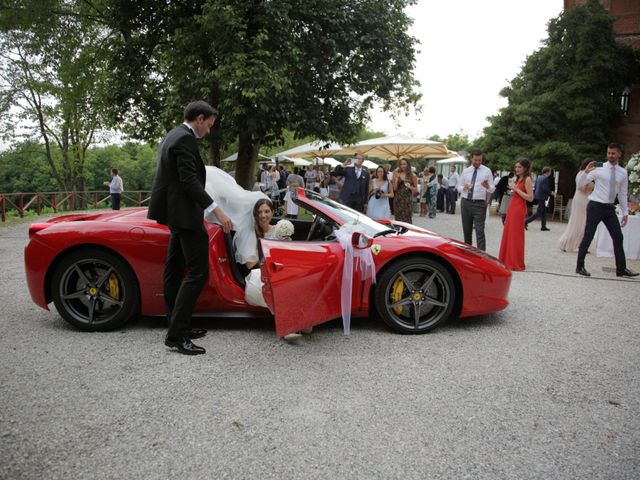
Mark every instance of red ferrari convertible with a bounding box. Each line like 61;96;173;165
24;189;511;336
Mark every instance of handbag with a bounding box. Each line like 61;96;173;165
498;194;511;215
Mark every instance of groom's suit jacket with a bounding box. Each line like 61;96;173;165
148;124;213;230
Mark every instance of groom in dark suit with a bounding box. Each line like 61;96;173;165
339;154;370;213
148;100;233;355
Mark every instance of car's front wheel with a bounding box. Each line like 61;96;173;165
51;249;139;331
375;256;456;333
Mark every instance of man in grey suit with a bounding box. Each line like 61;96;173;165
148;100;233;355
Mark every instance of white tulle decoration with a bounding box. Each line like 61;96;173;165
334;223;376;335
203;166;268;265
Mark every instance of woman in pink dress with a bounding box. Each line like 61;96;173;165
499;158;533;271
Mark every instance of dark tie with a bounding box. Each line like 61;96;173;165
467;167;478;200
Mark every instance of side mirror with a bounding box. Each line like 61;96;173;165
352;231;373;249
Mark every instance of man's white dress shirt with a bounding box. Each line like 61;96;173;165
448;172;459;189
457;164;495;200
579;161;629;216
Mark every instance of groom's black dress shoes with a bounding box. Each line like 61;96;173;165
164;337;206;355
188;328;207;339
576;267;591;277
616;268;639;278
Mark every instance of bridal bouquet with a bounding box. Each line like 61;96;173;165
627;152;640;197
274;219;294;240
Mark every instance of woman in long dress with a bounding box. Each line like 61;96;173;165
426;166;438;219
367;166;394;219
558;159;595;252
499;158;533;271
392;158;417;224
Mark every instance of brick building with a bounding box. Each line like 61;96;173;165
565;0;640;156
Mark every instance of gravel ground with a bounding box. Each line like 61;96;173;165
1;206;639;480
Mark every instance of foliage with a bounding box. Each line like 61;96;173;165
85;143;157;190
93;0;421;188
430;131;474;153
627;152;640;197
0;0;110;192
0;141;157;193
479;0;640;171
0;141;57;192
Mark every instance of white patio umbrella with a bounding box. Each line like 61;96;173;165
222;152;271;162
337;135;450;160
435;156;468;165
273;140;343;159
277;156;312;167
313;157;342;167
362;160;380;170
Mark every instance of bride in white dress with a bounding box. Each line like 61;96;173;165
203;166;297;313
203;166;268;267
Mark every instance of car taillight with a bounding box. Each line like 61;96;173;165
28;223;52;238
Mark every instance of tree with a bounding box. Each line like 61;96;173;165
0;141;58;192
95;0;421;188
480;0;639;171
430;131;473;153
85;143;157;191
0;1;109;194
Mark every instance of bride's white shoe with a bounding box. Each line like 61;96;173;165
283;333;302;343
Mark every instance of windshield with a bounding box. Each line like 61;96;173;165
295;189;391;236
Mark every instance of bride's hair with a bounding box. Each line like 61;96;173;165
253;199;275;238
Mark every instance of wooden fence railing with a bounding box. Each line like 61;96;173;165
0;190;151;222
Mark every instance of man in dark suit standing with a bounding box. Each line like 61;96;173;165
148;100;233;355
339;154;370;213
525;166;553;231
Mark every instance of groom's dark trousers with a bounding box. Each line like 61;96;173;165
148;124;214;339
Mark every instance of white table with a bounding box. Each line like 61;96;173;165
596;215;640;260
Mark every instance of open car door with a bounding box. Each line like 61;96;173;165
260;240;345;337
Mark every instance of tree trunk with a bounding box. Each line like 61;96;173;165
235;132;260;190
556;166;576;200
208;139;221;167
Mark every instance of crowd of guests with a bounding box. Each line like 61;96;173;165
255;145;638;279
493;143;637;279
255;156;467;225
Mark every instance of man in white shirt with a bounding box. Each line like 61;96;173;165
457;150;495;251
447;165;460;214
104;168;124;210
576;143;638;277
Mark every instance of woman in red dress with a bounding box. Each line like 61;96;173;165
499;158;533;271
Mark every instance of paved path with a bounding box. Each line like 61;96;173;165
1;207;639;479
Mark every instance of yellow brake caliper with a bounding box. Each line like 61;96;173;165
390;276;405;315
108;273;120;300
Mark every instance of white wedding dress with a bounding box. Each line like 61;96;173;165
203;166;268;266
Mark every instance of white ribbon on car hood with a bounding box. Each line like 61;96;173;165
335;223;376;335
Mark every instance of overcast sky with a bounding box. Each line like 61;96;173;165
368;0;564;139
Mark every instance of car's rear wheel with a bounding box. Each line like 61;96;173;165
51;249;139;331
375;256;455;333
